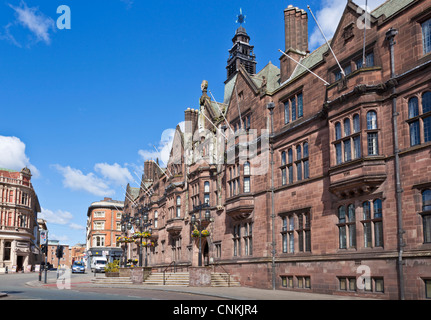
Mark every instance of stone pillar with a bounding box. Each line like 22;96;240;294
189;266;212;287
130;267;143;284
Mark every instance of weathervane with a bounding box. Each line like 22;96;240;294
236;8;246;25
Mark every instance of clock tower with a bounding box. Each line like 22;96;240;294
226;10;257;81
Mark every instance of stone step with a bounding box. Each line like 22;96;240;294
143;272;189;286
91;276;134;285
211;273;241;287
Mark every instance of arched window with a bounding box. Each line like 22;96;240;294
363;201;372;247
374;199;382;218
423;189;431;212
176;196;181;217
303;142;309;158
423;91;431;114
344;118;351;137
367;111;377;130
303;142;309;179
154;211;158;228
373;199;383;247
296;145;302;181
422;189;431;243
204;182;210;204
353;114;360;133
348;204;356;248
204;181;210;193
281;152;287;185
363;200;383;247
288;149;293;184
244;161;250;176
409;97;420;146
423;92;431;143
335;122;342;140
338;206;347;249
366;111;379;155
409;97;419;118
243;162;251;193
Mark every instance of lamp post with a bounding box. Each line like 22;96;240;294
120;213;132;268
191;203;211;267
135;205;152;267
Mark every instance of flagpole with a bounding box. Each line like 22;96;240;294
278;49;329;85
307;5;345;77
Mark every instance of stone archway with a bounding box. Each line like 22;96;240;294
192;237;210;267
203;241;209;266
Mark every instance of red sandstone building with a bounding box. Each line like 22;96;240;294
122;0;431;299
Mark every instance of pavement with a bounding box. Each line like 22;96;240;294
23;273;375;300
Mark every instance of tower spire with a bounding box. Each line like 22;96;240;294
226;9;257;81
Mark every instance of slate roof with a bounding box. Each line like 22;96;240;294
250;61;281;93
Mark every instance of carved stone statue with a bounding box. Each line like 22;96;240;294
201;80;208;93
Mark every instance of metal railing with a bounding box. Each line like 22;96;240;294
212;262;231;287
162;261;176;285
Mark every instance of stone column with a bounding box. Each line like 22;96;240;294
189;266;212;287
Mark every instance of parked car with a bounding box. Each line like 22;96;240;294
90;257;107;273
72;261;85;273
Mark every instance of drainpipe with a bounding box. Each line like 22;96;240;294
267;101;276;290
386;28;405;300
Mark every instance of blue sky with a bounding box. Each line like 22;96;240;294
0;0;385;246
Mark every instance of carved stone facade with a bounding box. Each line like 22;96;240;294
122;0;431;299
0;168;41;272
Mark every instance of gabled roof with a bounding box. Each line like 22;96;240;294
282;42;330;86
250;61;281;93
127;187;140;200
224;74;238;104
371;0;415;19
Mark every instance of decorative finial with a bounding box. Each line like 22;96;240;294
201;80;208;93
236;8;246;25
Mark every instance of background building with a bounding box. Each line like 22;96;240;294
46;240;70;268
86;197;124;266
0;167;41;272
70;243;86;264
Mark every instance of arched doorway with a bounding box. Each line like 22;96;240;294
203;241;209;266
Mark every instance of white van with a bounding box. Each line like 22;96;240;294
91;257;107;273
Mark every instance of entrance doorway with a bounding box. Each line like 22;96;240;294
17;256;23;272
203;242;209;266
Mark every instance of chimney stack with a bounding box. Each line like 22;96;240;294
144;160;158;182
280;5;309;83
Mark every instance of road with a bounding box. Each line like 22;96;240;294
0;271;225;300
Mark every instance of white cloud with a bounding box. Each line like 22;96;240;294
50;234;70;242
94;163;133;186
120;0;134;9
0;135;39;177
138;121;185;166
69;223;85;230
3;1;55;47
53;164;115;197
308;0;386;50
39;207;73;225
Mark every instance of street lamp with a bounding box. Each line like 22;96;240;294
136;206;152;267
120;213;132;268
192;203;211;267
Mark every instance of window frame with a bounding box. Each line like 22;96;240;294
422;17;431;55
333;114;362;165
283;92;304;125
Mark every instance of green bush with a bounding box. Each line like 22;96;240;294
105;260;120;273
